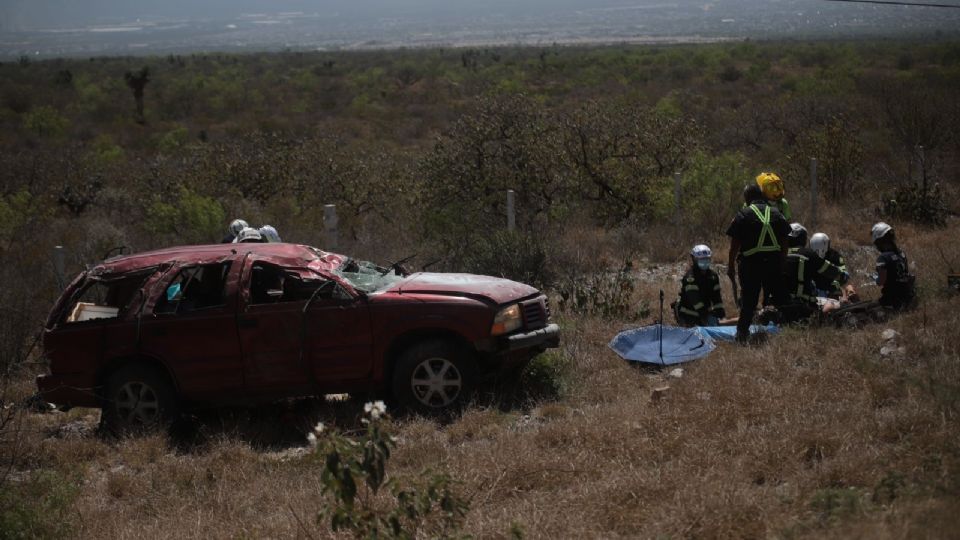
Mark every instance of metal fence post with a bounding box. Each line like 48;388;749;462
673;172;682;225
53;245;65;291
323;204;338;250
809;158;818;229
506;189;516;231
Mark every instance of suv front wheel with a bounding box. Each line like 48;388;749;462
391;340;477;416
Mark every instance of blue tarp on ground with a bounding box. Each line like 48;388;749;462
609;323;781;365
608;325;715;366
697;323;780;342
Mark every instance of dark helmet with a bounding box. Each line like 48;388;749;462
788;222;807;247
743;184;764;204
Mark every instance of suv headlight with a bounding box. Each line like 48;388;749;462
491;304;522;336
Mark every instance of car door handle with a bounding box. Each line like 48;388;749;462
239;318;258;328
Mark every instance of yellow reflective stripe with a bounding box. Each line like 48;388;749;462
818;260;832;274
795;255;811;299
713;284;722;290
679;307;700;317
743;205;781;256
684;285;699;292
692;302;705;309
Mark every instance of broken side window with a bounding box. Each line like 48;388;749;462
248;262;341;304
63;274;150;323
155;262;231;315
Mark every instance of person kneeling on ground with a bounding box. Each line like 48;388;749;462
781;223;849;322
673;244;726;327
872;222;916;310
810;232;859;303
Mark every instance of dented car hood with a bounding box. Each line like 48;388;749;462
385;272;538;304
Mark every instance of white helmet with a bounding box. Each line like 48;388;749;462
229;219;249;236
259;225;281;243
691;244;711;270
810;233;830;258
690;244;712;259
788;222;807;246
871;222;893;242
233;227;262;243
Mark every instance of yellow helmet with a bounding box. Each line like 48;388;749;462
756;172;785;201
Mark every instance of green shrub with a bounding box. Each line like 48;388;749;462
145;187;225;244
555;262;647;320
309;403;469;539
518;350;572;401
882;182;948;227
651;151;748;233
454;230;553;289
0;470;79;540
22;105;68;138
809;487;863;524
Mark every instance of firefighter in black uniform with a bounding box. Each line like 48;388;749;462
673;244;726;327
809;232;858;301
782;223;849;322
872;222;916;310
726;184;791;343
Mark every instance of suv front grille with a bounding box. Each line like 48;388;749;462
521;296;549;330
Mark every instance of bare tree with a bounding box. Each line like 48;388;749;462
124;66;151;124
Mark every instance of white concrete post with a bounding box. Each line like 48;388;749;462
53;245;65;290
673;172;682;224
323;204;338;250
809;158;818;229
506;189;516;231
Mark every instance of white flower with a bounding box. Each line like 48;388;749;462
306;432;317;445
364;400;387;420
313;422;325;435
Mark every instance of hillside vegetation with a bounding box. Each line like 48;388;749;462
1;40;959;538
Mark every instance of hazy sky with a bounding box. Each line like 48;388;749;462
3;0;640;29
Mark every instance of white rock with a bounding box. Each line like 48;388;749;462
880;346;894;357
668;368;684;379
881;328;899;341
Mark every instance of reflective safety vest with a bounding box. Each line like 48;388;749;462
788;249;814;301
742;204;781;257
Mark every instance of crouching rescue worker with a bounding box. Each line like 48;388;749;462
810;232;858;302
673;244;726;327
782;223;849;321
233;227;263;243
872;222;916;310
222;218;249;243
726;184;790;343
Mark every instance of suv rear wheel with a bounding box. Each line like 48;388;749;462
101;363;179;436
392;340;477;416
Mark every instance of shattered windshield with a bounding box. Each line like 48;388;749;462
334;258;406;294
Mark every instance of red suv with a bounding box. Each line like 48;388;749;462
37;243;559;430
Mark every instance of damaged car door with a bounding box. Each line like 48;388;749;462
138;261;244;399
301;275;374;385
237;259;316;393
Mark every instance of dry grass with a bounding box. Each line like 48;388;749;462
3;212;959;539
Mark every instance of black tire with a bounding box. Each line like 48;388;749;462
391;340;478;416
101;363;179;436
